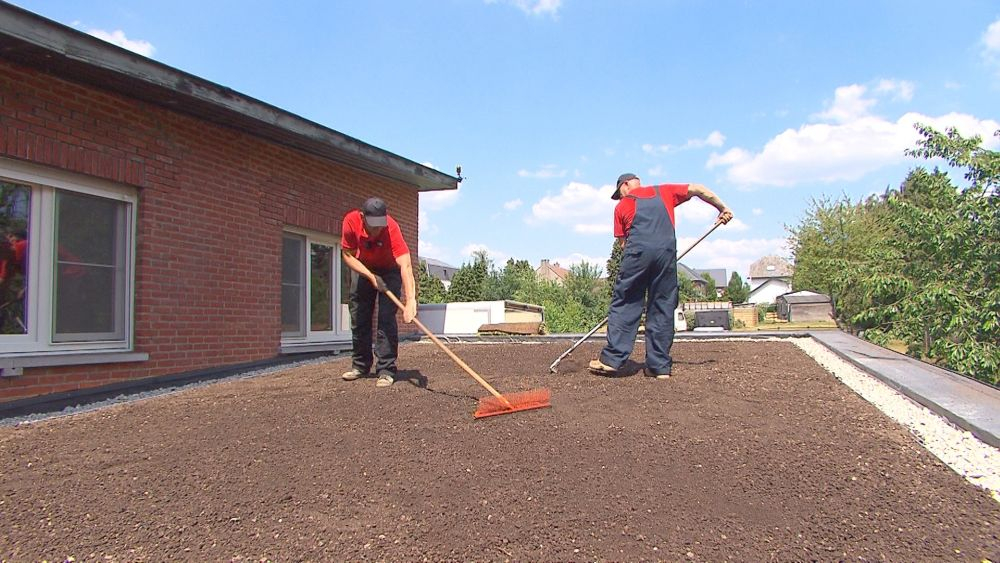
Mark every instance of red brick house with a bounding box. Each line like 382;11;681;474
0;4;457;405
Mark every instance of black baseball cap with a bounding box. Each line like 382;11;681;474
613;173;638;200
361;197;388;227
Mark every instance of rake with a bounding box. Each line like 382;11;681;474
548;220;724;373
381;288;551;419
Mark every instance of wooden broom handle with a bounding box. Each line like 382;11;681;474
382;289;512;408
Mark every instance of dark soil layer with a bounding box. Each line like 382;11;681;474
2;340;998;561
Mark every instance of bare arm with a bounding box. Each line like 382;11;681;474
395;252;417;322
687;184;734;225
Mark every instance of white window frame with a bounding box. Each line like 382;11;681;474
281;227;351;350
0;157;137;357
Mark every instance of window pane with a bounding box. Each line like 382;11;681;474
281;235;305;335
53;191;125;339
0;181;30;335
310;243;333;332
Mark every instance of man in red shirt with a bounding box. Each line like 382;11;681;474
340;197;417;388
589;173;733;379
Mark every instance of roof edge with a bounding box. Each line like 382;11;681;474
0;2;458;192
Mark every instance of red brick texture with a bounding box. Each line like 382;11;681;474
0;60;421;403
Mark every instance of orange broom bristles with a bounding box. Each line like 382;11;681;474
473;388;552;419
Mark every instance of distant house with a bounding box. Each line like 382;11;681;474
776;291;833;322
536;259;570;284
748;256;794;304
419;256;458;289
679;264;726;298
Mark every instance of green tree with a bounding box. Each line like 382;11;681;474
485;258;536;301
678;271;696;303
787;194;883;330
605;239;623;298
850;126;999;383
726;272;750;304
701;272;718;302
788;124;999;384
447;250;490;302
416;260;447;304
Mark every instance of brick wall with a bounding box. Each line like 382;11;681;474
0;60;420;402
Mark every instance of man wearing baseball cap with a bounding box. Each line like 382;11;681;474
340;197;417;388
589;173;733;379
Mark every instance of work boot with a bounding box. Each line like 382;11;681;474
341;368;369;381
375;372;395;388
587;359;617;375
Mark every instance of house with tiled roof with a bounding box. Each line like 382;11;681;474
536;259;570;284
747;256;794;304
678;263;727;298
419;256;458;289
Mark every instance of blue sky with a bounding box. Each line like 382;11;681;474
13;0;1000;280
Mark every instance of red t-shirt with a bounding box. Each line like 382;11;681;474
0;238;27;281
341;210;410;270
613;184;690;239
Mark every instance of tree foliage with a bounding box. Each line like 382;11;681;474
678;272;696;303
485;258;536;301
726;272;750;304
605;239;623;299
447;250;490;302
788;125;999;385
416;260;447;304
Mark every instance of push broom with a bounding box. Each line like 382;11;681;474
381;287;551;419
548;220;725;373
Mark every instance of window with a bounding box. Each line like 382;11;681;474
0;158;136;355
281;230;350;345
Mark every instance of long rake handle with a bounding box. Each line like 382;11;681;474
382;289;514;409
548;220;724;373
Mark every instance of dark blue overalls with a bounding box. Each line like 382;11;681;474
599;187;679;375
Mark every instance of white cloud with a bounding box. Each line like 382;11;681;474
549;253;608;274
417;240;448;262
459;243;509;265
675;200;720;225
418;210;438;236
503;198;523;211
518;165;567;179
721;217;749;232
574;222;612;235
875;79;915;102
812;84;876;123
528;181;615;233
983;18;1000;54
707;82;1000;187
86;29;156;57
983;18;1000;76
752;208;764;216
642;131;726;155
677;237;790;280
485;0;562;17
420;186;461;211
